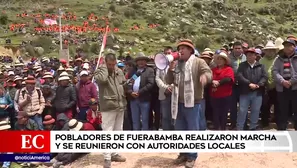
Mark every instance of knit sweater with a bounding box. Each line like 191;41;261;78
166;57;212;103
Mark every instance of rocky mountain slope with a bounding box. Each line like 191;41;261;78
0;0;296;57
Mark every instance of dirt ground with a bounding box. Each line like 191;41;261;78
65;152;297;168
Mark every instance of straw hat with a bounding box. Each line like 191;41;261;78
58;72;70;81
200;51;212;59
79;70;89;77
134;52;150;62
68;119;83;131
82;63;90;70
216;51;231;65
263;41;279;51
84;59;90;63
14;76;23;82
42;72;53;79
33;65;40;70
15;62;24;67
25;76;36;84
57;66;65;71
36;68;42;72
8;71;14;76
75;58;83;62
275;37;284;50
66;67;74;72
43;115;55;125
0;117;11;130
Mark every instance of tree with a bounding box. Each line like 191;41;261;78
90;43;100;54
0;14;8;25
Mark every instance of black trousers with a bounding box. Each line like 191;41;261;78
149;97;161;130
123;100;133;130
276;89;297;130
260;89;278;126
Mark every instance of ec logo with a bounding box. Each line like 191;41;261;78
21;135;44;149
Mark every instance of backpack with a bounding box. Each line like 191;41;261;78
21;88;41;101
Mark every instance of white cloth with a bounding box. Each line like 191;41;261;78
155;68;169;100
171;55;195;119
101;111;124;160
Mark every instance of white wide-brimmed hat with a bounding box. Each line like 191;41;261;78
83;63;90;70
68;119;83;131
66;67;74;72
57;66;65;71
216;51;231;65
0;117;11;131
14;76;23;82
79;70;89;77
58;71;70;81
275;37;284;50
42;72;53;79
263;41;279;50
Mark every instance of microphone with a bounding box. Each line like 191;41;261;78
125;71;142;85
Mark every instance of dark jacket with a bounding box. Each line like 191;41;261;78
76;80;98;108
237;61;268;95
127;66;155;102
53;85;77;113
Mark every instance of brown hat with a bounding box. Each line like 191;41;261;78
75;58;83;62
43;115;55;125
200;51;212;59
287;35;297;42
177;39;195;54
16;111;28;119
25;75;36;84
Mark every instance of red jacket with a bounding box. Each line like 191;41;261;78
83;122;95;130
210;66;234;98
86;109;102;126
76;80;98;108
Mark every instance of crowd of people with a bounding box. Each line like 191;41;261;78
0;35;297;168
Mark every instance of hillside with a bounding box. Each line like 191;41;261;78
0;0;296;58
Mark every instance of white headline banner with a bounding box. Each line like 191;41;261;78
50;131;296;153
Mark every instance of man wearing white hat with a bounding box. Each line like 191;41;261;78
259;41;279;128
53;72;77;119
76;70;98;121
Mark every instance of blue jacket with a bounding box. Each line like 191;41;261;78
0;94;13;118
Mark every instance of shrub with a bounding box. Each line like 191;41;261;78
275;16;285;24
193;2;202;10
185;8;192;14
195;37;211;51
81;43;90;53
0;14;8;25
167;1;173;6
158;16;169;26
90;43;100;54
25;44;37;57
109;4;116;12
257;7;270;15
111;18;123;27
31;37;52;53
124;9;136;18
131;3;141;10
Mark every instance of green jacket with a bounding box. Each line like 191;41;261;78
94;65;126;112
15;118;39;130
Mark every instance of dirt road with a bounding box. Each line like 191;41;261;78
68;152;297;168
